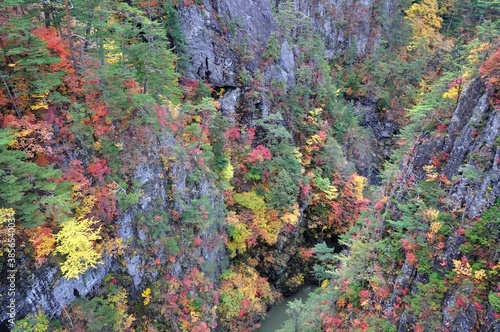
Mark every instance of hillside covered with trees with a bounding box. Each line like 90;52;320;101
0;0;499;331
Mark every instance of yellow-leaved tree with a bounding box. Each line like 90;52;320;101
405;0;448;52
55;218;102;279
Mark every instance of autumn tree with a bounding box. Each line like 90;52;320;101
55;217;102;279
218;264;280;331
405;0;448;53
0;0;64;114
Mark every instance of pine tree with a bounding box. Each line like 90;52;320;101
0;128;73;227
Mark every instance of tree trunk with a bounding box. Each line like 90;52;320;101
43;1;51;28
64;0;78;69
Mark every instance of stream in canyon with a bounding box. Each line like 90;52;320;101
256;285;318;332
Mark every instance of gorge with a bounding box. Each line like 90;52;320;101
0;0;499;331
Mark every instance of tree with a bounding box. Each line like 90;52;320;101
405;0;446;53
218;264;280;331
0;0;64;114
0;128;73;227
312;242;336;281
11;312;49;332
69;285;135;331
55;217;102;279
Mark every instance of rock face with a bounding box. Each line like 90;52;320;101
0;128;227;325
398;79;500;219
387;79;500;331
180;0;394;85
178;3;238;87
356;98;400;183
178;0;397;181
213;0;274;44
0;260;110;326
295;0;383;58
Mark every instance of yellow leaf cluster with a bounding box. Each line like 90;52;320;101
75;195;96;219
226;212;252;258
474;269;487;281
453;259;472;278
219;264;280;321
109;287;136;330
281;204;300;226
103;40;121;64
422;208;440;223
304;133;326;154
443;86;459;101
423;165;438;181
142;287;152;306
0;208;15;224
93;140;103;151
429;221;443;234
190;310;202;322
191;114;202;123
7;130;32;149
30;100;48;111
351;175;367;201
233;191;266;211
323;185;339;201
220;159;234;182
255;211;281;245
216;87;225;98
405;0;445;52
30;91;49;110
102;237;125;258
307;108;323;125
292;148;307;167
468;42;493;65
306;134;324;146
55;218;102;279
160;153;175;172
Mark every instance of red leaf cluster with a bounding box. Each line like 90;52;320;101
246;145;272;164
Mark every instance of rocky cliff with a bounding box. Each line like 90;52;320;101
0;127;227;327
6;0;498;331
388;79;500;332
274;76;500;332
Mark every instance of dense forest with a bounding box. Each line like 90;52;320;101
0;0;499;331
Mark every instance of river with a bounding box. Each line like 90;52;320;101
256;285;317;332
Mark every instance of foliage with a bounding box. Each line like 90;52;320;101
405;0;445;52
149;267;218;331
218;264;280;331
0;128;73;227
226;211;253;258
489;292;500;313
233;191;266;212
461;199;500;256
312;242;336;281
29;226;56;265
68;284;135;331
55;218;102;279
1;0;499;330
11;312;49;332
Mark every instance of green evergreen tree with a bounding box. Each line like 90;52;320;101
0;128;73;227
